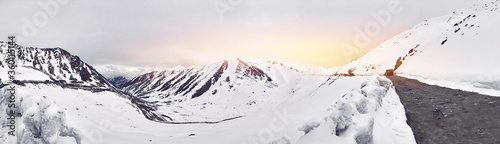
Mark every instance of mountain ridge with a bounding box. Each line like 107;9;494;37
0;42;126;94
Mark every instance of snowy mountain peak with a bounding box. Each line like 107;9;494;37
120;58;275;97
0;42;114;90
118;58;297;122
235;59;273;82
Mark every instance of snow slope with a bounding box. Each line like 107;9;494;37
294;76;414;144
0;40;415;143
336;1;500;96
0;75;415;144
0;83;145;144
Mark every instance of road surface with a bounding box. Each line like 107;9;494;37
388;75;500;144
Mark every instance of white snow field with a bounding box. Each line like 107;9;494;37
0;74;415;144
0;38;413;144
8;1;500;143
336;1;500;96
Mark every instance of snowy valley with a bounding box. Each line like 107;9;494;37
1;1;500;144
0;43;415;143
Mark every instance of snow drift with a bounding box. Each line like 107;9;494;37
295;76;414;144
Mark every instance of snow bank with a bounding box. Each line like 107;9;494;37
399;73;500;96
295;76;415;144
17;97;81;144
0;75;414;144
0;86;80;144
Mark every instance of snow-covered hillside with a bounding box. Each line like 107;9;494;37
337;1;500;96
0;84;139;143
0;39;417;143
0;75;415;144
7;1;500;142
109;58;416;143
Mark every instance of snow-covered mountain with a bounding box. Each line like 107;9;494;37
1;75;416;144
5;1;500;142
119;59;307;122
336;1;500;96
120;59;278;97
0;41;416;143
12;1;500;143
0;43;139;143
0;42;114;90
115;57;414;143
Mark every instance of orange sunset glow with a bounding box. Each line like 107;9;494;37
130;23;398;68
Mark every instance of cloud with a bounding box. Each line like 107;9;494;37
93;64;188;79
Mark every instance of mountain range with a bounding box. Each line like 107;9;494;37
1;1;499;143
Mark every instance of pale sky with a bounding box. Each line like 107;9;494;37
0;0;490;72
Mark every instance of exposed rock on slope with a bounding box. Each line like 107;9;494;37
0;42;114;90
